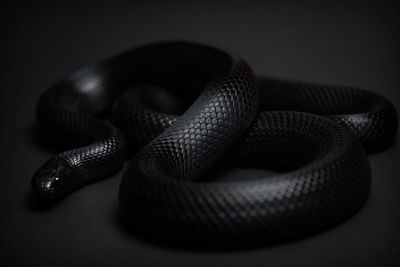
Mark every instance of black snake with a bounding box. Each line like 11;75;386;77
31;41;398;245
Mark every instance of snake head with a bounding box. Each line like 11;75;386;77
31;158;73;200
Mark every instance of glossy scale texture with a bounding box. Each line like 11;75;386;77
31;41;397;245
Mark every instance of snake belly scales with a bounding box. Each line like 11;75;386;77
31;41;398;245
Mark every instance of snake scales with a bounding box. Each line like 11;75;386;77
31;41;398;245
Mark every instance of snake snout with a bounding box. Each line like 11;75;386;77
31;159;72;200
31;172;64;199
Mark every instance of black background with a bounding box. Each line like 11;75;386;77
1;1;399;266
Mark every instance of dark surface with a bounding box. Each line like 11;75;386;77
1;1;399;266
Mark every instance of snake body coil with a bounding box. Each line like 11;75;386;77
31;41;398;245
